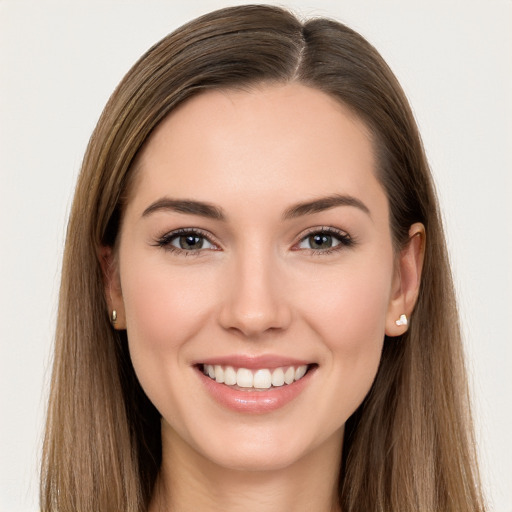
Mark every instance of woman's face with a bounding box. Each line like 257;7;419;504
112;83;407;471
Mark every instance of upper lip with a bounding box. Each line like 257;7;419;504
193;354;313;370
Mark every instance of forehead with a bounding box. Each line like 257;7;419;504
128;83;386;218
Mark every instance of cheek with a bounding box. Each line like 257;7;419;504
118;252;220;407
300;259;393;347
118;253;227;436
121;257;215;349
296;258;393;414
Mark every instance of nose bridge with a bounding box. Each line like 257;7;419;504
218;242;291;337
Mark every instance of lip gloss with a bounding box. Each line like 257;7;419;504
196;365;315;414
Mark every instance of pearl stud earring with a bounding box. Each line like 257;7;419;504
395;314;408;327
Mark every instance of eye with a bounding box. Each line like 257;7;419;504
155;229;217;253
295;228;353;253
173;233;212;251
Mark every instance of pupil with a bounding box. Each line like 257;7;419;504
180;235;203;250
310;234;332;249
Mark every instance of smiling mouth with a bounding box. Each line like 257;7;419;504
199;364;316;391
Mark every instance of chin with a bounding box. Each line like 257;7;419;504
188;422;341;474
203;442;310;473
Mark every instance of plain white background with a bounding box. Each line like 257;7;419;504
1;1;511;510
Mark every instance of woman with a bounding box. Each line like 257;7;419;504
40;5;485;511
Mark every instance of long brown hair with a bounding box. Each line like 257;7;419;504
41;5;485;511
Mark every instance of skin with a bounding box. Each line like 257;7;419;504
104;83;424;512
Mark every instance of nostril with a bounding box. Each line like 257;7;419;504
218;308;293;339
217;273;292;337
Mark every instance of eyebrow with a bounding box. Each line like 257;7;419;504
142;198;226;220
141;193;370;221
283;194;371;220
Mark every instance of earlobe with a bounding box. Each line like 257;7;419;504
385;223;425;337
98;245;127;330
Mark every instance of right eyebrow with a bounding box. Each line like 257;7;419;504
141;198;226;221
283;193;371;220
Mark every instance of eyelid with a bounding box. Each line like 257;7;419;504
152;225;354;256
153;227;221;253
292;226;354;253
295;225;351;242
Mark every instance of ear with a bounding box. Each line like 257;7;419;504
98;245;126;330
385;223;425;336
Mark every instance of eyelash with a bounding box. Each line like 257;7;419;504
153;226;355;256
153;228;219;256
293;226;355;255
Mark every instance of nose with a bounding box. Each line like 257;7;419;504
218;247;292;338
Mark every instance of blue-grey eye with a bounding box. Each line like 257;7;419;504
311;234;335;250
170;233;214;251
297;231;348;251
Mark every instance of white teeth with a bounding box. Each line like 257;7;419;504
202;364;310;389
271;367;285;387
224;366;237;385
284;366;295;385
214;365;224;383
295;365;307;380
237;368;253;388
253;369;272;389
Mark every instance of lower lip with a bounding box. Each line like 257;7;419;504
197;366;315;414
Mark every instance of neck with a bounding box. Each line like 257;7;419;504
149;423;343;512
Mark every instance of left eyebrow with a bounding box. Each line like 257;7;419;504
141;198;226;220
283;194;371;220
